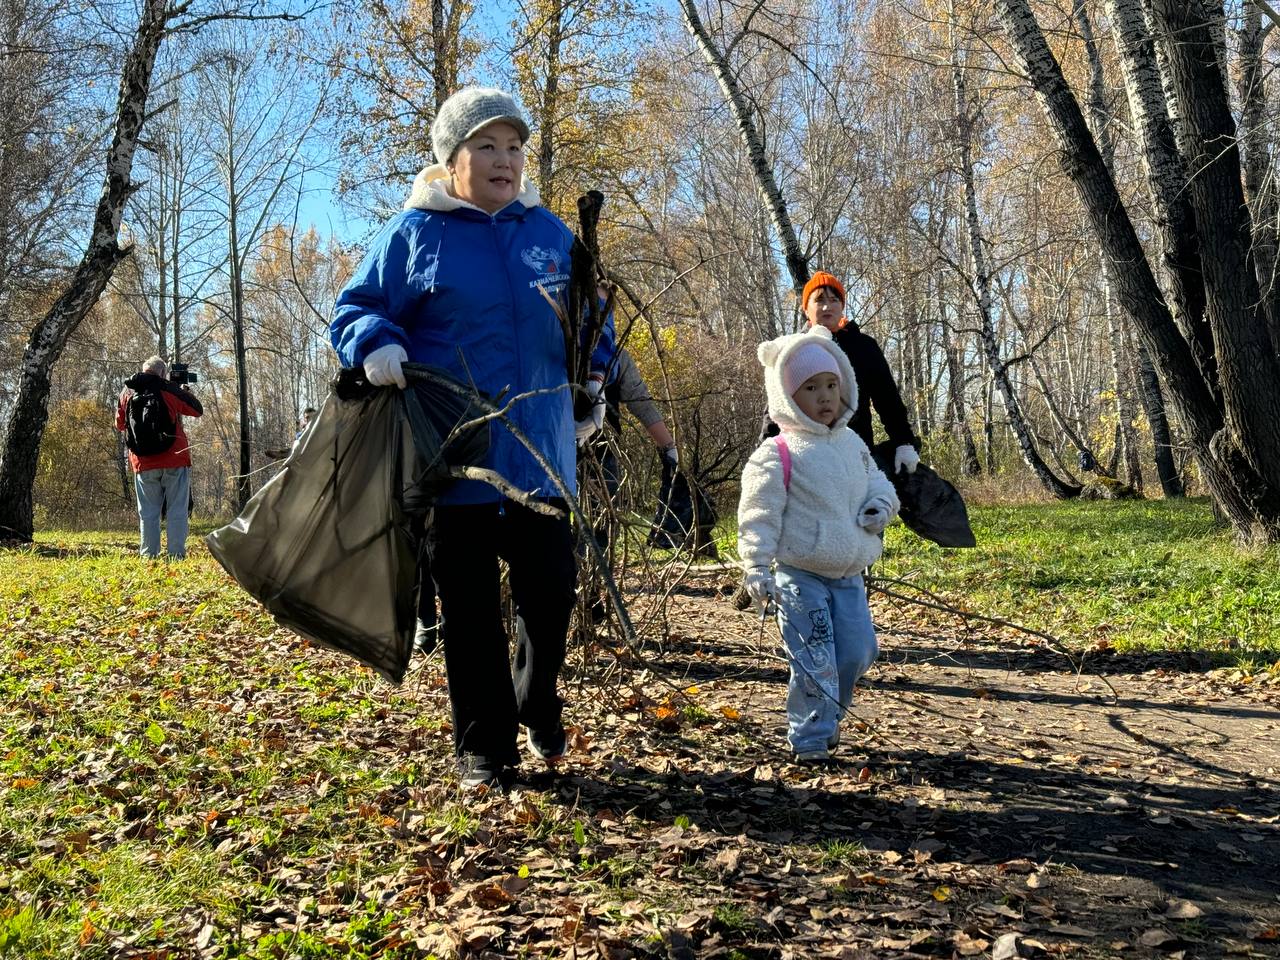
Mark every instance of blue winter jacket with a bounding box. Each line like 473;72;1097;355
331;167;614;505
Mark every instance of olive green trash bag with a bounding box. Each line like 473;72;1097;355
206;366;488;683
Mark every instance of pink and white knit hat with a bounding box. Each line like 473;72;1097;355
783;343;842;395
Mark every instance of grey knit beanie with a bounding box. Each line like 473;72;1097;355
431;87;531;165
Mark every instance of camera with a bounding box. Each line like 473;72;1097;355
170;362;198;385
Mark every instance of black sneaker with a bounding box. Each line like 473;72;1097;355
458;754;508;791
792;748;832;764
525;727;567;763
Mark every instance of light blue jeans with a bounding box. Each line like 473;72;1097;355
135;467;191;559
774;564;878;754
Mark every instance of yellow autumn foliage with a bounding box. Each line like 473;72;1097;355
36;398;134;527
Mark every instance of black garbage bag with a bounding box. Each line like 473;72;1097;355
648;452;718;556
870;441;976;548
399;364;490;511
206;364;488;683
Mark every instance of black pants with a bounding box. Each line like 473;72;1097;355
432;499;576;765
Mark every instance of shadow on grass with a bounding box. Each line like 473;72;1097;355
875;638;1240;675
1;539;138;559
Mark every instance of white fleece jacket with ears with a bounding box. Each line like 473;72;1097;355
737;326;899;580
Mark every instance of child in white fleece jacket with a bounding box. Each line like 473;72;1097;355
737;326;899;761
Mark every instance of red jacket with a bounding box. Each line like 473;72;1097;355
116;375;203;472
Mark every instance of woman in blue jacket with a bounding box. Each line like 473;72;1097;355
331;87;614;791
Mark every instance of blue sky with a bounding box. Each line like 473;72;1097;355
289;0;679;247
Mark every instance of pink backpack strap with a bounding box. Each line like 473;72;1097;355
773;435;792;491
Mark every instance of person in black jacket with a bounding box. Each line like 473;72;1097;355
801;271;921;474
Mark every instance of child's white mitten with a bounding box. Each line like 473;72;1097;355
743;567;776;606
859;497;894;535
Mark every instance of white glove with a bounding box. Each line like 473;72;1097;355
574;378;606;443
893;444;920;474
743;567;776;607
363;344;408;389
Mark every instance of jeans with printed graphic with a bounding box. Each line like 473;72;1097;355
774;564;878;754
135;467;191;559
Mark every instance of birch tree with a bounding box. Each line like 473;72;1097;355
0;0;306;542
950;1;1079;498
0;0;103;413
1234;1;1280;352
1072;0;1143;489
677;0;808;292
197;25;328;508
0;0;171;542
996;0;1280;541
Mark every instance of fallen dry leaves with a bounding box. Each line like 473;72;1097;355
3;563;1279;958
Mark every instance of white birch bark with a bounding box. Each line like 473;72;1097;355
1074;0;1142;489
951;5;1077;497
1235;4;1280;353
678;0;808;293
996;0;1280;539
1104;0;1216;393
0;0;170;541
1147;0;1280;498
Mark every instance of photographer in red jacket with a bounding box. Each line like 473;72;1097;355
115;355;203;559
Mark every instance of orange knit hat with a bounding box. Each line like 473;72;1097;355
802;271;845;309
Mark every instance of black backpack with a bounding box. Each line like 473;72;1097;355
125;389;177;456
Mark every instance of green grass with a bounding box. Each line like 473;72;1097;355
0;531;453;958
719;497;1280;657
1;502;1276;953
818;839;868;869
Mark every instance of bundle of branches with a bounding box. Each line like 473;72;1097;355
561;190;615;419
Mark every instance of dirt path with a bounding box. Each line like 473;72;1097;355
457;572;1280;959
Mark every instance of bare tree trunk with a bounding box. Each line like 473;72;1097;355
0;0;168;542
943;317;980;476
1133;334;1184;496
155;148;170;358
1149;0;1280;491
537;0;563;210
678;0;808;292
228;169;251;510
116;432;132;505
898;218;927;437
1235;4;1280;355
170;132;184;362
952;6;1078;498
432;0;449;110
1101;0;1191;497
982;367;996;474
1105;0;1217;396
1075;0;1141;488
997;0;1280;539
1107;301;1143;489
901;306;924;438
